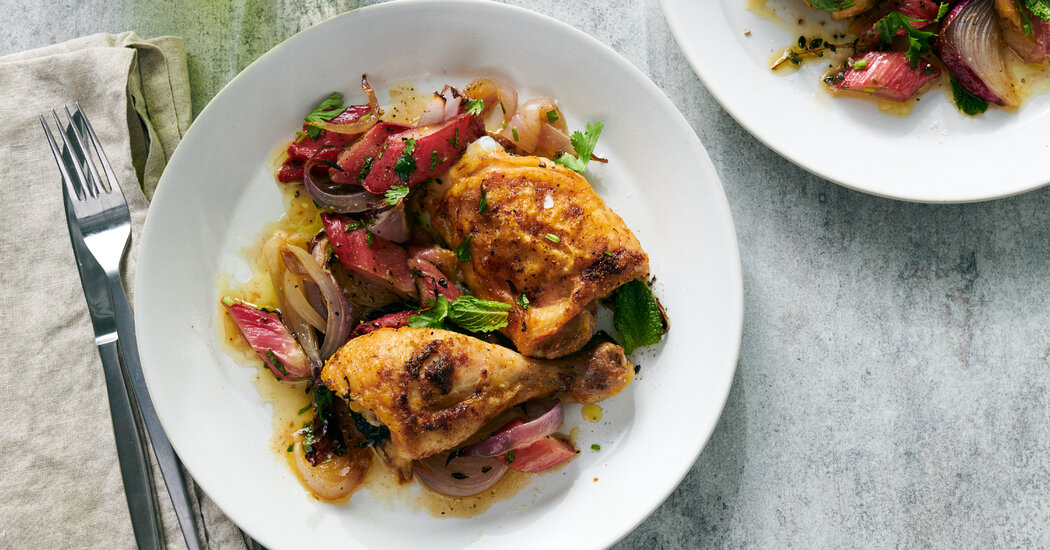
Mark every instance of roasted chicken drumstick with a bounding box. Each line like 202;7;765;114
321;327;634;469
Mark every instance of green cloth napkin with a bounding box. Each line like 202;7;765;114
0;32;246;549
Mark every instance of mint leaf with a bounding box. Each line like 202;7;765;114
385;184;410;205
951;78;989;116
303;92;344;139
555;121;604;173
613;280;667;354
807;0;855;11
447;296;512;332
408;297;449;328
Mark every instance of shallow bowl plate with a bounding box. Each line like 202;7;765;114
137;1;743;548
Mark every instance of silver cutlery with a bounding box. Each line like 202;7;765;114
41;105;202;550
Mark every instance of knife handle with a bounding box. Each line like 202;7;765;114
97;338;164;549
108;275;203;550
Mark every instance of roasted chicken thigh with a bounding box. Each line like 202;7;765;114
424;139;649;358
321;327;634;468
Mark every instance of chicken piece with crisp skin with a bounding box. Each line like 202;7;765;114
321;327;634;469
424;138;649;358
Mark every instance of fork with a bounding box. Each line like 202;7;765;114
41;106;203;550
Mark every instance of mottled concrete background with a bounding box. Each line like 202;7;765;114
6;0;1049;547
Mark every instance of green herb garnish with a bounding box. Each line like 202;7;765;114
465;98;484;116
806;0;855;12
265;350;289;377
407;296;450;329
546;109;559;123
545;233;561;243
478;185;488;214
874;11;936;68
358;156;374;181
447;128;460;149
455;234;472;262
430;150;439;171
447;296;512;332
591;444;601;451
302;92;344;139
612;280;667;354
393;138;417;182
385;184;410;205
951;77;989;116
517;293;529;309
555;121;604;173
511;128;519;142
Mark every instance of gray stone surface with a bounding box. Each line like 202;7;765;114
5;0;1049;547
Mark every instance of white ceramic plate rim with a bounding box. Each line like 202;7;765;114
136;1;743;548
660;0;1050;203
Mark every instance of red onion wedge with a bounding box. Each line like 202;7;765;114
369;202;410;243
263;234;322;369
415;454;508;497
938;0;1018;106
829;51;940;102
306;74;382;135
222;298;311;380
303;157;386;213
351;310;415;337
457;401;563;458
280;245;357;360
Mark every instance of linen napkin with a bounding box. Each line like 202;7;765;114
0;32;246;549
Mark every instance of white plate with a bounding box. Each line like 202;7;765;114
660;0;1050;203
136;1;742;548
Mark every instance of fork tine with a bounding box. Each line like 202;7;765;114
51;109;97;199
74;104;120;197
65;105;109;194
40;115;85;202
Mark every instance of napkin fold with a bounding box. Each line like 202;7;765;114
0;33;245;549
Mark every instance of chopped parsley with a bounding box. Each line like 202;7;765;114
512;128;520;142
465;98;485;116
447;128;460;149
505;450;515;463
430;150;439;171
853;59;868;70
302;92;344;139
807;0;854;12
393;138;417;182
591;444;601;451
517;293;530;309
297;403;312;414
287;444;294;453
613;280;668;355
385;184;411;205
546;109;559;123
478;185;488;214
555;121;604;173
935;1;950;22
365;231;374;247
603;251;616;258
345;220;363;232
874;11;936;68
265;350;289;377
455;234;472;262
358;156;374;181
545;233;561;243
1028;0;1050;20
951;77;989;116
222;296;235;306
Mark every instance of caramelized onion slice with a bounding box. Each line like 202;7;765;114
281;245;357;360
415;454;508;497
464;77;518;132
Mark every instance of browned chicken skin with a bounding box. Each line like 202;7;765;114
321;327;634;468
424;140;649;358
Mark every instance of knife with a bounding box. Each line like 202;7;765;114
61;181;165;549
